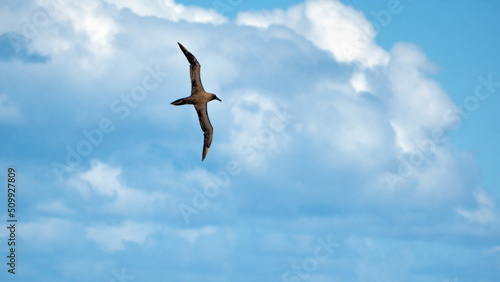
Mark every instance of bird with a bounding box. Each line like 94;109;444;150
171;42;222;161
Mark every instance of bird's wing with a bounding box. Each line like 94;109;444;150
178;42;204;93
194;103;213;161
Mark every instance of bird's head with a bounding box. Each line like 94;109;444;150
210;94;222;102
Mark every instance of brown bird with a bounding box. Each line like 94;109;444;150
171;42;222;161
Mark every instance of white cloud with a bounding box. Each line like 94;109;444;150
292;75;393;169
236;0;389;68
176;226;217;244
457;189;500;226
24;0;120;57
350;71;371;93
35;200;75;215
104;0;227;25
86;220;159;251
223;90;292;169
0;94;24;124
67;161;168;215
386;43;456;153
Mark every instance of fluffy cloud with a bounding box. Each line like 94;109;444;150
104;0;227;25
386;43;457;152
86;220;160;251
457;189;500;226
67;161;169;215
176;225;217;244
237;0;389;67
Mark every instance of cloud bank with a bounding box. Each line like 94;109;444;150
1;0;498;281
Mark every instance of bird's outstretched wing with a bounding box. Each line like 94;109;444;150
178;42;204;93
194;103;213;161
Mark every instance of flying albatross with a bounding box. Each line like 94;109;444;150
171;42;222;161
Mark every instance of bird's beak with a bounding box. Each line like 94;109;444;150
216;97;222;102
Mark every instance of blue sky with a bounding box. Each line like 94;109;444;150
0;0;499;281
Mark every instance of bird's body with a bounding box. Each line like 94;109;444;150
171;42;221;161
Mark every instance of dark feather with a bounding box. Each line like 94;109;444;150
178;42;204;93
